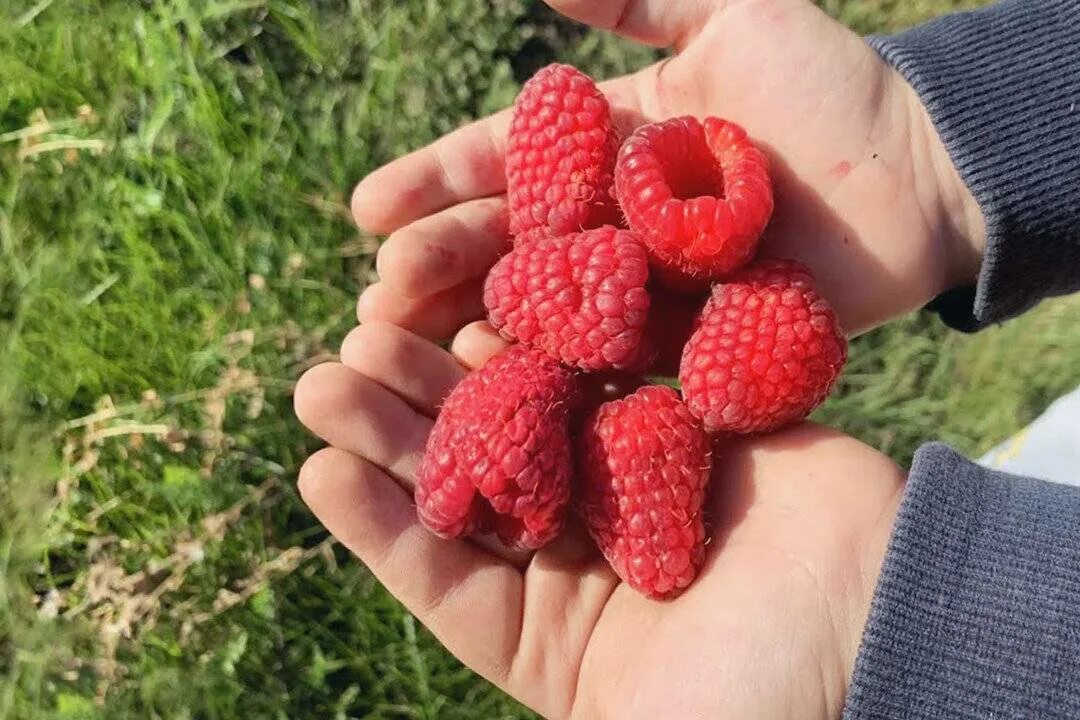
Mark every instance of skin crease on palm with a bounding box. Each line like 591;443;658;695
294;1;988;718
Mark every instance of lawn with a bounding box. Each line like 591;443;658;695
2;0;1077;718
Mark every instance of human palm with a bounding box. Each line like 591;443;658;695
296;322;903;719
296;0;982;717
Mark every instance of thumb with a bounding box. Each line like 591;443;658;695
543;0;716;49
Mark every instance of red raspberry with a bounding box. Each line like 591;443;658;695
579;385;712;599
679;259;847;434
506;64;620;239
615;116;773;281
483;226;651;371
415;345;579;550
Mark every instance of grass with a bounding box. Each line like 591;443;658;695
1;0;1077;717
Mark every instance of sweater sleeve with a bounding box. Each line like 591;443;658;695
844;444;1080;718
870;0;1080;332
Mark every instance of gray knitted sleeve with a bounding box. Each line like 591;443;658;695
870;0;1080;331
844;445;1080;718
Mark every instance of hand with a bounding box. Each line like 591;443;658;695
352;0;985;338
297;2;962;715
294;321;905;718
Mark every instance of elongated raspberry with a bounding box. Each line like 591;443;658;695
579;385;711;599
615;117;773;281
679;259;847;434
484;226;651;371
506;64;620;239
415;345;579;550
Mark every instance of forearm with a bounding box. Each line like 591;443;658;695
872;0;1080;330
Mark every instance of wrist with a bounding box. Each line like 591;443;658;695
840;469;905;694
902;76;987;293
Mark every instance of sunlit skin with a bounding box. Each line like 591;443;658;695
294;1;985;717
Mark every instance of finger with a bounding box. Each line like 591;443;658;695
450;320;510;370
357;280;485;341
339;322;466;417
351;73;648;237
294;362;430;484
298;447;525;689
503;520;617;719
543;0;715;50
376;196;510;299
352;111;511;235
299;352;533;565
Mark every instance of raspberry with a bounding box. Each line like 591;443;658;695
415;345;579;550
579;385;711;600
483;226;651;371
615;116;773;281
506;64;620;239
679;259;847;434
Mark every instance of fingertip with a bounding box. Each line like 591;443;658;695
339;322;371;365
373;238;396;289
357;282;418;325
340;320;391;364
356;282;381;324
375;198;512;300
351;174;391;234
339;321;467;417
296;448;420;556
358;280;486;342
375;225;470;300
293;362;348;430
451;321;510;370
351;111;512;236
298;446;344;505
373;228;424;298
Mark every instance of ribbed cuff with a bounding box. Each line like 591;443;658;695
870;0;1080;331
845;444;1080;718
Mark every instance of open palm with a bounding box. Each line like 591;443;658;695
294;1;979;717
296;321;903;719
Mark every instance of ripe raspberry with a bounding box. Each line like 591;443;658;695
679;259;847;434
579;385;711;600
615;116;773;281
415;345;579;550
483;226;651;371
506;64;620;239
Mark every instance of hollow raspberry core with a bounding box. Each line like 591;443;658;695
615;116;774;281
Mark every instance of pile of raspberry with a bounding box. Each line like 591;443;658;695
415;64;847;600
